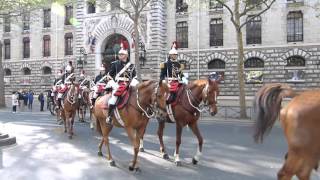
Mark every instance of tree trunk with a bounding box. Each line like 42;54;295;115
234;0;247;118
0;41;5;108
134;15;142;81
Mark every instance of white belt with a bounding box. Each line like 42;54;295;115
168;78;179;81
117;77;129;81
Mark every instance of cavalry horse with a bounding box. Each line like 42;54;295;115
253;83;320;180
151;77;220;166
77;87;91;122
61;84;80;139
93;80;167;171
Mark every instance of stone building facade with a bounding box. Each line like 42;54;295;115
1;0;320;96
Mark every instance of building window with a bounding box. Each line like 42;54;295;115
43;66;52;75
43;35;51;57
4;39;10;59
43;9;51;28
210;19;223;46
208;59;225;69
176;21;188;48
244;57;264;68
23;67;31;75
4;69;11;76
23;37;30;58
65;5;73;25
209;0;223;10
87;1;96;14
246;15;261;44
4;16;10;32
287;11;303;42
178;60;190;70
248;0;259;6
286;56;305;67
111;0;120;10
176;0;188;13
22;13;30;30
65;33;73;55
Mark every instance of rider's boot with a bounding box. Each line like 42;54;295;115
106;104;116;126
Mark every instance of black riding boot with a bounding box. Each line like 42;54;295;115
106;104;116;126
166;93;177;104
91;98;96;108
58;98;62;109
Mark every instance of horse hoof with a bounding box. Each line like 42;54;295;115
192;158;198;165
129;166;134;171
68;135;72;139
175;161;182;166
162;153;169;160
139;148;144;152
64;130;67;133
97;152;103;157
109;160;116;167
134;167;141;173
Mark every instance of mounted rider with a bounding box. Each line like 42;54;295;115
104;43;138;126
160;42;185;104
57;61;75;108
91;65;109;107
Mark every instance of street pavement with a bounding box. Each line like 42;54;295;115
0;103;319;180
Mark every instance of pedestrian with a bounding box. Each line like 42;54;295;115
38;92;45;111
28;90;34;110
12;91;18;113
23;91;28;106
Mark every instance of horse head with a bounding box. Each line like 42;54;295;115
202;77;221;116
67;84;79;105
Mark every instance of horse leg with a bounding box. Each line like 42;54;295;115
104;125;115;166
69;112;75;139
157;121;169;159
174;124;183;166
126;127;140;171
63;112;67;133
98;138;104;157
138;121;148;152
189;122;203;165
278;151;303;180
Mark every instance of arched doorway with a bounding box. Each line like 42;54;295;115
102;33;130;71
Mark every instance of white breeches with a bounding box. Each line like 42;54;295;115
130;78;139;87
106;80;119;105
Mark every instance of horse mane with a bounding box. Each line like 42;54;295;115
188;79;207;90
137;80;157;90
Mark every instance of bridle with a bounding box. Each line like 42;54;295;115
186;80;218;113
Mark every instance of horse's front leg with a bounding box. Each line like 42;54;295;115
69;111;76;139
174;124;183;166
126;127;140;172
138;119;148;152
157;120;169;159
189;122;203;165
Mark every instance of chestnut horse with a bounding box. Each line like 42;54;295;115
93;80;167;171
61;84;80;139
253;83;320;180
77;87;91;122
152;78;220;166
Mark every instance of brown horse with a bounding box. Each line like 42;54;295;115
61;84;80;139
253;83;320;180
93;80;167;171
153;78;220;166
77;87;91;122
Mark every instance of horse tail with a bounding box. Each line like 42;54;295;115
253;83;295;143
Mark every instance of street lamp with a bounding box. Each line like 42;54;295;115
139;42;146;66
77;47;87;69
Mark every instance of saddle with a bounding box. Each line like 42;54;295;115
99;87;132;110
169;84;185;107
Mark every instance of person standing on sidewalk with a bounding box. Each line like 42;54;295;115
28;90;34;110
38;92;45;111
12;92;19;113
